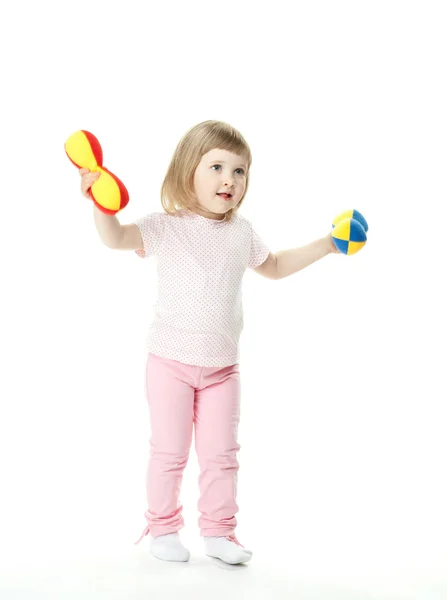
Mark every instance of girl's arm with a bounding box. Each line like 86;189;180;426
274;234;335;280
254;235;336;280
93;204;143;251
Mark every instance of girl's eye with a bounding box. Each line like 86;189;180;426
211;165;245;175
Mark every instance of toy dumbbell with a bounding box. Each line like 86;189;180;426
65;130;129;215
331;209;368;255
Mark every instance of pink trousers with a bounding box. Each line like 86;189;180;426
135;353;242;545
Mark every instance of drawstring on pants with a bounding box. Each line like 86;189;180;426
134;523;151;545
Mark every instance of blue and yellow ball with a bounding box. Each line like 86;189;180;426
331;209;368;255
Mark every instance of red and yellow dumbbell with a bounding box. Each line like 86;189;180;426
65;130;129;215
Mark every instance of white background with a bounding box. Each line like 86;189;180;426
1;1;446;598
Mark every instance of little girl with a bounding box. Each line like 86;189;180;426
80;120;338;565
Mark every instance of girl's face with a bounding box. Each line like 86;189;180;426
192;148;248;220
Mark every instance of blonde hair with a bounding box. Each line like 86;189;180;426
161;120;252;222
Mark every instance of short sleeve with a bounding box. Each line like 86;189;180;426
132;212;165;258
247;223;270;269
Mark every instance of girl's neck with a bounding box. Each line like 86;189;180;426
189;204;227;221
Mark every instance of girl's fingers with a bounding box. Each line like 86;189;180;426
80;171;100;196
83;174;99;187
79;169;100;178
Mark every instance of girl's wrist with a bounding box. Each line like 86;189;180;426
326;233;338;254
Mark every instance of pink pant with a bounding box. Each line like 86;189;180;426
135;353;242;544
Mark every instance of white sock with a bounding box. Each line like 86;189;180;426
204;536;252;565
150;533;190;562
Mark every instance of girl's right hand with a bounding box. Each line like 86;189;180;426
79;168;100;199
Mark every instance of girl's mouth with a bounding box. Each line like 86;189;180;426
217;193;232;200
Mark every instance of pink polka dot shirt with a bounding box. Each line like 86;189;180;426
133;208;270;367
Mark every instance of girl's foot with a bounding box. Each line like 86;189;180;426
150;532;190;562
204;536;252;564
